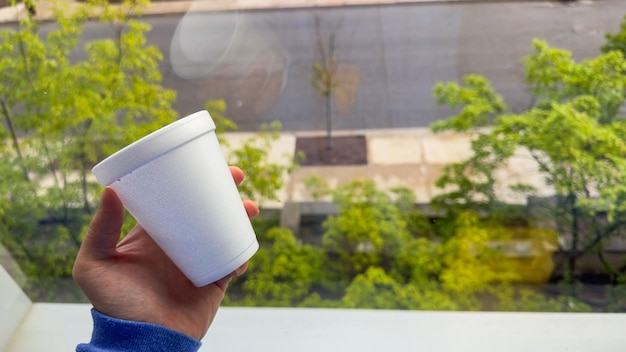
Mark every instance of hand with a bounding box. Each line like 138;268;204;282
73;166;259;340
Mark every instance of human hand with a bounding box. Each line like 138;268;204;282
73;166;259;340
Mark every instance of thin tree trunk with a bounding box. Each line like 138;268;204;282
0;98;29;181
326;95;332;150
567;191;579;288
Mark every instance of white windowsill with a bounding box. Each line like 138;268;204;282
5;303;626;352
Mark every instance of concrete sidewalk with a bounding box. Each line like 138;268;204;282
221;128;551;209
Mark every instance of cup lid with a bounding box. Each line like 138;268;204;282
92;110;216;186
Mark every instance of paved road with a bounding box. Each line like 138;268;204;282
25;1;626;131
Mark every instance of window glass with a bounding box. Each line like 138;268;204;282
1;0;626;313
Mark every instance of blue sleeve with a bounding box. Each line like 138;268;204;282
76;309;202;352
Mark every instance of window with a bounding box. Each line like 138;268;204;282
1;0;626;327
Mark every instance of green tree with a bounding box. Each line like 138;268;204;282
392;212;518;310
310;14;338;150
236;227;324;306
0;0;176;299
491;284;592;312
602;14;626;55
337;211;524;311
432;39;626;285
341;267;458;310
205;99;238;134
231;177;579;311
437;213;517;306
205;99;300;206
390;186;437;239
321;180;412;277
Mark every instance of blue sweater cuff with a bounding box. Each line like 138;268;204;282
76;308;202;352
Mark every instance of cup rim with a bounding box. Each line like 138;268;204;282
92;110;216;186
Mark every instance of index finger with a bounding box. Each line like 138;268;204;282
230;166;245;186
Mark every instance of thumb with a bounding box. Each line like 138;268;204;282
80;188;124;260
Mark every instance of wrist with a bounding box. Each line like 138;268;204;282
77;309;202;352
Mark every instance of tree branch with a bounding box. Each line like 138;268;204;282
0;96;29;181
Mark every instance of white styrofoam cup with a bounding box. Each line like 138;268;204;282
92;110;258;287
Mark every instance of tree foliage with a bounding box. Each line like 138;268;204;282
236;227;324;306
602;14;626;56
0;0;300;300
229;178;593;311
0;0;176;299
322;180;412;277
432;38;626;284
205;100;300;206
